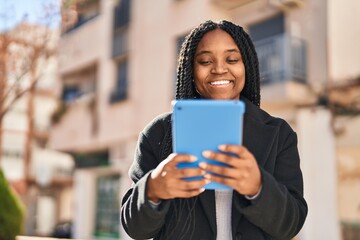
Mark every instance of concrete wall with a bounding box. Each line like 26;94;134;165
328;0;360;82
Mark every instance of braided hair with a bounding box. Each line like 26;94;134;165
176;20;261;106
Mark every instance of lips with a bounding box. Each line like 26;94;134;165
209;80;232;86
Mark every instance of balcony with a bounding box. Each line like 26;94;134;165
254;34;310;104
58;16;101;74
254;33;307;85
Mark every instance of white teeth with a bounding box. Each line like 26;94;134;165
210;80;231;85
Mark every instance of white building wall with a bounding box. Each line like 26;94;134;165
297;107;341;240
73;170;96;239
328;0;360;81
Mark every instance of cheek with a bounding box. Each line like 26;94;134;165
193;66;207;84
193;72;207;95
235;65;246;82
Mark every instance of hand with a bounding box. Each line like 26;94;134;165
147;153;209;203
199;145;262;196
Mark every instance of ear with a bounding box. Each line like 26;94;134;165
193;80;201;96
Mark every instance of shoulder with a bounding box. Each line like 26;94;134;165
141;112;172;139
243;97;294;134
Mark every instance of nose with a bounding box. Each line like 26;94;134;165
211;61;228;74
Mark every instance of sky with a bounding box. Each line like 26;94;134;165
0;0;61;31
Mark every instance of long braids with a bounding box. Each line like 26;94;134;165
161;20;261;239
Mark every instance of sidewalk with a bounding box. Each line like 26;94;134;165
17;237;71;240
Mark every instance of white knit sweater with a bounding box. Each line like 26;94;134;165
215;189;233;240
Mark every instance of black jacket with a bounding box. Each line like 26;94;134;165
121;98;308;240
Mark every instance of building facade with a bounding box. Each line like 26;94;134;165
49;0;360;239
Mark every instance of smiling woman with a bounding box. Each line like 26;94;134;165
121;20;308;240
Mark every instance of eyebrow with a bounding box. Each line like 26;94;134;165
195;49;240;57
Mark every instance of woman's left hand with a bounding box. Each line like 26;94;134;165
199;144;262;197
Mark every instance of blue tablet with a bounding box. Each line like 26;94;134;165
172;99;245;190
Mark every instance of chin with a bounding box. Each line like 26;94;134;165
209;96;231;100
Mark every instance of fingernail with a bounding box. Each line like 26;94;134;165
199;162;207;169
218;145;226;151
199;188;205;192
204;174;211;179
201;170;206;175
203;151;211;158
205;179;211;184
190;156;197;161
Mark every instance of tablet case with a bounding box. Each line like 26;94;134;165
172;100;245;190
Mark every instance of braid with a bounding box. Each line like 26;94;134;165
176;21;218;99
175;20;261;106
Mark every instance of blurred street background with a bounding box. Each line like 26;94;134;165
0;0;359;239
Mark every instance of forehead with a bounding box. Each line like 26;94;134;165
196;29;239;52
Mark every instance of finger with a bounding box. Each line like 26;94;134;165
199;161;252;180
199;162;243;179
202;150;239;167
164;153;197;169
178;178;210;191
168;153;197;164
175;168;206;179
218;144;253;159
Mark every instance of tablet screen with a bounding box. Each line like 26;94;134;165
172;99;245;190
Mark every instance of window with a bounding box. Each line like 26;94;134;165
61;66;97;103
112;0;131;57
111;0;131;103
114;0;131;29
73;151;109;168
94;175;120;239
2;149;23;159
62;86;81;102
249;14;285;42
110;60;128;103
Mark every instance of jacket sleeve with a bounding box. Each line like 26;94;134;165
235;121;308;239
121;117;171;239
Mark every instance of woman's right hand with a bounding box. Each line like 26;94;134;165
147;153;209;203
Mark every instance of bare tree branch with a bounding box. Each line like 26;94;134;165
0;71;44;121
0;16;57;122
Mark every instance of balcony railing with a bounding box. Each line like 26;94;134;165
112;29;128;58
63;14;99;34
254;33;307;84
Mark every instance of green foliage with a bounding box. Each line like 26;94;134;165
0;168;25;240
63;0;75;9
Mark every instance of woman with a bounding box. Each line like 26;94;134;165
121;20;307;240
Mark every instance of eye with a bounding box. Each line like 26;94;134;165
227;59;239;64
198;60;212;65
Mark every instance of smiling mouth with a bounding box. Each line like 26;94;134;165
209;80;232;86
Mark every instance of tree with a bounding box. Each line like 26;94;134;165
0;2;59;180
0;168;25;240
